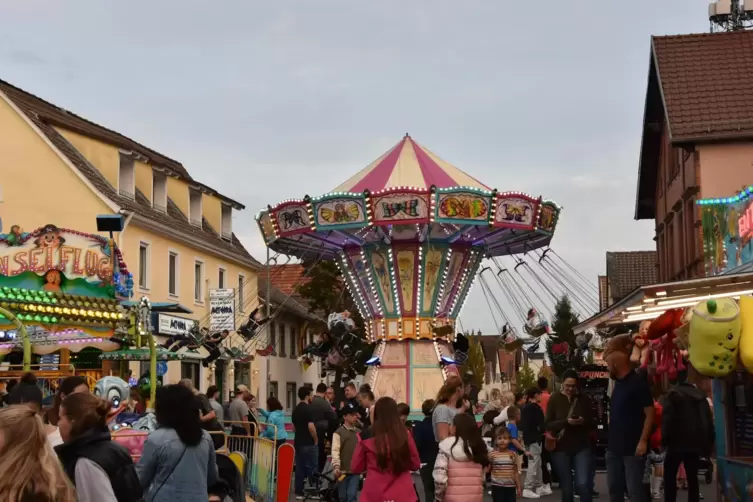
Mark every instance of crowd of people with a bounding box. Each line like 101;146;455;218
289;341;715;502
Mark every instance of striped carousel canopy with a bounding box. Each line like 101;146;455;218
331;134;490;193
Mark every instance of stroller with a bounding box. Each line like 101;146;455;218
214;453;246;502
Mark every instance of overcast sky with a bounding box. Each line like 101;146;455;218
0;1;713;335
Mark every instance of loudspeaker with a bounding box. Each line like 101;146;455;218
96;214;125;233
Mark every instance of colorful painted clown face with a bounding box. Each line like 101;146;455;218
689;298;741;377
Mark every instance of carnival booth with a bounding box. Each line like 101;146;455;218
575;182;753;501
0;223;157;403
256;134;562;410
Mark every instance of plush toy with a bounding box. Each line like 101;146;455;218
93;376;131;425
738;295;753;373
688;298;741;377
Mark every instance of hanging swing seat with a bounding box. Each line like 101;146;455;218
524;310;550;337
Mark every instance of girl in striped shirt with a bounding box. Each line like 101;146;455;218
488;427;522;502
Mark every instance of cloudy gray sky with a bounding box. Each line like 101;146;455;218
0;0;713;334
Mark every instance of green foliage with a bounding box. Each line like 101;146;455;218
461;332;486;389
515;361;537;391
545;295;584;377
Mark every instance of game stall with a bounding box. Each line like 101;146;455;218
0;222;144;394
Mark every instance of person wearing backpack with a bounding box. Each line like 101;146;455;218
661;370;714;502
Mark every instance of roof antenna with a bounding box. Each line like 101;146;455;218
709;0;753;32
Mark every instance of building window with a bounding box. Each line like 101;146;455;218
269;381;279;399
221;204;233;241
279;323;286;357
118;153;135;200
218;268;226;289
194;260;204;303
269;322;277;355
189;188;202;227
238;275;245;313
138;242;149;289
152;172;167;212
686;198;696;268
168;252;179;297
286;382;296;411
181;361;199;390
290;328;297;359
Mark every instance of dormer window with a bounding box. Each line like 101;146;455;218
118;153;135;200
189;188;202;227
221;204;233;240
152;172;167;213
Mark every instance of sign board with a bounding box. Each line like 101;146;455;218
0;224;127;299
157;313;195;337
156;361;168;377
210;288;235;332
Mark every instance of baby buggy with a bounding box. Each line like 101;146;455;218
212;453;246;502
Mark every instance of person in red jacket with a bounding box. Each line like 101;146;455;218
351;397;421;502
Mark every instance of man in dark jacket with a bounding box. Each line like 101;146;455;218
661;376;714;502
522;387;550;496
413;399;438;502
311;383;339;473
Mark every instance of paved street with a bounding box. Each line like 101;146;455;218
285;471;718;502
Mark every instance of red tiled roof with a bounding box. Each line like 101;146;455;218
653;30;753;142
605;251;658;300
269;264;310;297
0;79;260;269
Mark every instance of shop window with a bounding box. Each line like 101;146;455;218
286;382;296;410
728;375;753;456
234;361;250;392
181;361;199;390
140;361;164;386
269;381;279;399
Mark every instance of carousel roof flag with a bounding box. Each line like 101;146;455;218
257;135;561;408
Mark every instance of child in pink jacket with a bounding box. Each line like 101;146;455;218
433;413;491;502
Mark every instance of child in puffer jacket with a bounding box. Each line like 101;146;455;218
433;413;490;502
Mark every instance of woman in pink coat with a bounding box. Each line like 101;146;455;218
433;413;490;502
351;397;421;502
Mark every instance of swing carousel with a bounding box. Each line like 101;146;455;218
256;134;561;410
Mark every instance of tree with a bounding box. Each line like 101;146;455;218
460;332;486;390
515;361;537;391
545;295;583;377
296;260;374;382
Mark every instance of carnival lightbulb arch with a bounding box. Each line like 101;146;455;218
257;135;561;408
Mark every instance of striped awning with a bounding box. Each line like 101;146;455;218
331;134;490;193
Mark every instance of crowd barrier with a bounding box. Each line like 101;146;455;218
111;419;287;502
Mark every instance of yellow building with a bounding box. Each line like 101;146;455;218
0;79;262;393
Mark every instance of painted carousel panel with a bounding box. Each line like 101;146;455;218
373;367;407;404
370;192;430;225
494;195;539;229
313;197;367;229
434;190;492;225
273;202;310;236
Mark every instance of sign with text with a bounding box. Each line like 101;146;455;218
209;288;236;332
157;313;195;337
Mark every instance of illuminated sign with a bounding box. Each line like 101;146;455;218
0;225;114;283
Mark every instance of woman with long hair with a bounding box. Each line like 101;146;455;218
55;393;142;502
0;405;76;501
433;413;490;502
351;397;421;502
8;372;64;448
179;379;224;450
136;384;218;501
46;376;89;426
434;378;468;442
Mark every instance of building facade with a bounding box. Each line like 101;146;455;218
635;30;753;281
0;79;261;392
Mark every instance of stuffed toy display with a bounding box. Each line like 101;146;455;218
738;295;753;373
688;298;741;377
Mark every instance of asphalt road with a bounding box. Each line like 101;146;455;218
286;471;718;502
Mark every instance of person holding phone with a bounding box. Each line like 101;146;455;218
544;369;594;502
